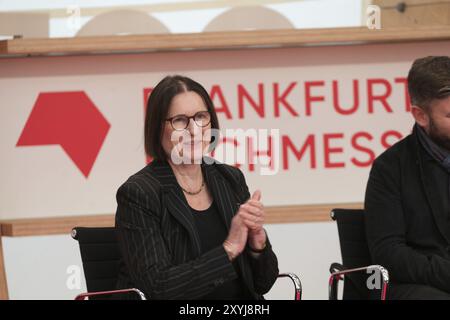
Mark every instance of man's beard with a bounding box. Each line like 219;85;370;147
429;117;450;152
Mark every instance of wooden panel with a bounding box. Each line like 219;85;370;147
1;26;450;57
375;0;450;6
374;0;450;27
0;214;115;237
0;40;7;53
0;203;363;237
265;203;363;224
0;228;9;300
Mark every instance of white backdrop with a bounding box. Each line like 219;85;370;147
2;41;447;220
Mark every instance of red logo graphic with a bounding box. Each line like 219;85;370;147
16;91;110;178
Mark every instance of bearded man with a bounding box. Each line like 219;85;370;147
365;56;450;299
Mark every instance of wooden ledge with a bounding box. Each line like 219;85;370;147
0;202;362;237
0;214;115;237
0;228;8;300
1;26;450;58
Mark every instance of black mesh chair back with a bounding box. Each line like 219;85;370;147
72;226;302;300
331;208;373;300
71;227;120;299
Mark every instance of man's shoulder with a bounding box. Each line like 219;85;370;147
373;132;415;167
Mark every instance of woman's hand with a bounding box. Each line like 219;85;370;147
223;190;267;260
239;190;267;251
223;212;249;261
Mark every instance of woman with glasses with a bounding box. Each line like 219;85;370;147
115;75;279;300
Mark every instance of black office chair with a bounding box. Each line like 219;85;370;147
329;209;389;300
72;226;302;300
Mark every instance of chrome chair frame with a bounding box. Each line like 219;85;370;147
328;263;389;300
329;209;389;300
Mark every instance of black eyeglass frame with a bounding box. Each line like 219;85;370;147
165;111;212;131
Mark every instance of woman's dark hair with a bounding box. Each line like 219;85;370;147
408;56;450;111
144;75;220;160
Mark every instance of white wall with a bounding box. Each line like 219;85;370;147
3;233;86;299
2;221;340;300
265;222;341;300
0;0;364;37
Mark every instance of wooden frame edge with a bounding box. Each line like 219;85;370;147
0;214;115;237
0;203;363;237
1;26;450;57
0;228;9;300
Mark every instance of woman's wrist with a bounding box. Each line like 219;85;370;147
248;229;267;252
248;241;267;253
223;240;237;261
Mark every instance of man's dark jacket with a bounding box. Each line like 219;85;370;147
365;126;450;293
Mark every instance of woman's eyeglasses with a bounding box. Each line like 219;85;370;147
165;111;211;131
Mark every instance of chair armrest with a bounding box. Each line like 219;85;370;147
75;288;146;300
277;273;302;300
328;263;389;300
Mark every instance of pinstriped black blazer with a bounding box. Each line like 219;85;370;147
114;157;279;300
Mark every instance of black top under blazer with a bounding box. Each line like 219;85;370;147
114;157;279;299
